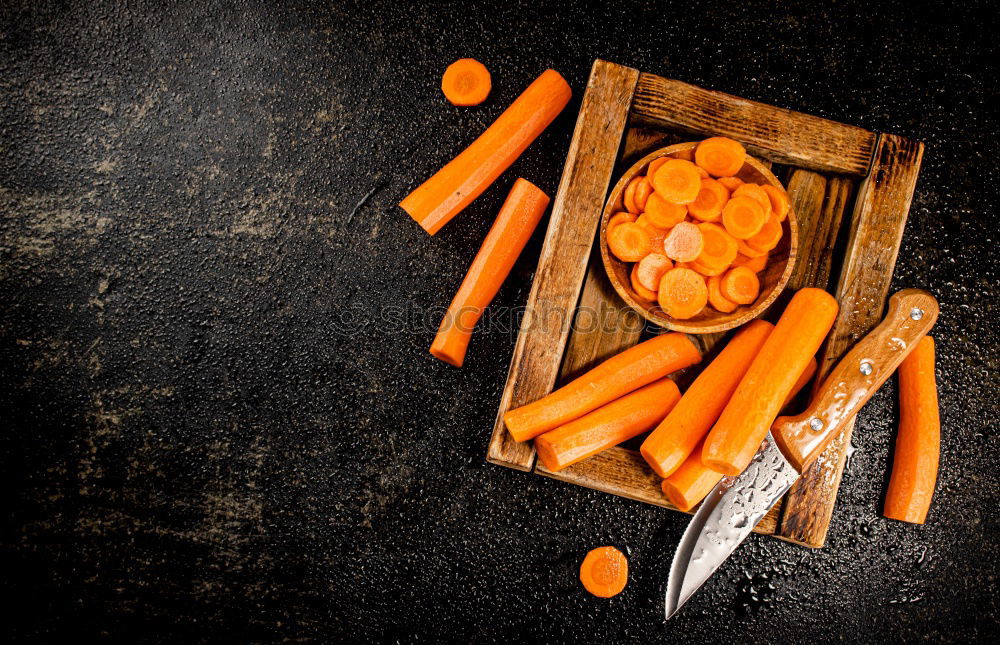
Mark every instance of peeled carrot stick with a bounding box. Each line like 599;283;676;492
536;378;681;472
662;352;818;511
430;179;550;367
504;333;701;442
441;58;492;106
782;356;817;409
702;288;839;475
400;69;571;235
641;320;774;478
884;336;939;524
580;547;628;598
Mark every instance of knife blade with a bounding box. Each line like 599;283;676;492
665;288;939;620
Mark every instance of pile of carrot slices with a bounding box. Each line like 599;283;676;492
606;136;791;319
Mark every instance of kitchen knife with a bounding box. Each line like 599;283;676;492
665;288;939;619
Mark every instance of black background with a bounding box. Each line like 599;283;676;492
2;0;998;642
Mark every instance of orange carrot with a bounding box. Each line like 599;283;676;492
733;252;768;273
717;176;744;193
607;222;652;262
733;183;772;218
580;547;628;598
641;320;774;478
662;351;818;511
670;148;695;162
441;58;492;106
663;221;704;263
761;184;791;221
720;266;760;305
651;159;702;205
707;274;737;313
690;260;726;277
702;288;839;475
536;378;681;472
688;178;730;222
430;179;549;367
646;157;668;178
746;213;783;253
636;219;667;255
695;222;738;269
624;176;642;213
607;212;637;233
884;336;939;524
736;239;768;258
630;264;658;302
636;253;672;291
694;137;746;177
504;333;701;442
400;69;571;235
634;177;653;211
644;192;688;228
782;356;817;410
722;195;766;240
658;267;708;320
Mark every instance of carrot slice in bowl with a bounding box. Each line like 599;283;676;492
717;176;744;193
746;213;783;253
707;274;738;313
658;267;708;319
694;137;746;177
733;183;772;219
651;159;702;205
663;221;704;263
607;212;637;234
696;222;738;269
644;193;687;229
623;176;643;213
634;177;653;211
688;178;730;222
761;184;791;221
733;252;768;273
636;253;672;291
720;266;760;305
630;264;659;302
607;222;652;262
722;196;766;240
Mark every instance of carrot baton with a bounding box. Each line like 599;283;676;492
504;333;701;442
400;69;571;235
536;378;681;472
702;288;839;475
884;336;939;524
430;179;550;367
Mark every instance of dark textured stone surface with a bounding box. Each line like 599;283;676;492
1;0;998;642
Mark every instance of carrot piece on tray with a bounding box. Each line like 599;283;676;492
580;547;628;598
634;177;653;211
694;137;746;177
761;184;791;221
651;159;702;205
607;212;637;234
720;266;760;305
746;213;783;253
644;193;687;229
707;274;738;313
441;58;492;106
722;196;766;240
430;179;550;367
400;69;571;235
702;288;838;475
733;183;772;218
630;264;658;302
608;222;652;262
536;378;681;472
663;221;704;263
658;267;708;320
717;176;744;193
636;253;672;292
641;320;774;478
696;222;738;269
884;336;939;524
504;333;701;442
688;178;730;222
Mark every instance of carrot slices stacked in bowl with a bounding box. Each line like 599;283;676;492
606;136;790;319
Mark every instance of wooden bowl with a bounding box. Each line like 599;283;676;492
600;142;798;334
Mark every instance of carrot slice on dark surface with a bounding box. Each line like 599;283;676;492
694;137;746;177
607;222;652;262
663;221;704;263
441;58;492;106
580;547;628;598
644;192;687;229
696;222;738;269
722;196;766;240
652;159;702;205
707;274;737;313
658;267;708;319
720;266;760;305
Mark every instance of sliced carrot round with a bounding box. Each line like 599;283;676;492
580;546;628;598
695;166;709;179
607;212;637;234
634;177;653;211
441;58;491;106
623;177;642;213
733;252;768;273
717;176;744;193
761;184;790;221
658;267;708;319
688;178;730;222
721;196;766;240
607;222;652;262
646;157;668;178
644;192;687;229
733;183;772;218
690;260;726;277
630;264;659;302
663;221;704;263
669;148;695;162
696;222;738;269
720;266;760;305
746;213;783;253
694;137;746;177
707;274;738;313
651;159;702;205
636;253;672;292
636;217;667;254
736;238;767;258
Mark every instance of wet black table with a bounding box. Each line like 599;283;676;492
2;1;998;642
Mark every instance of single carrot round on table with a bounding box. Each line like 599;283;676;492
651;159;702;205
658;267;708;320
536;378;681;472
441;58;491;106
746;213;783;254
580;547;628;598
884;336;939;524
503;332;701;442
694;137;746;177
702;288;839;475
400;69;571;235
641;320;774;478
430;179;550;367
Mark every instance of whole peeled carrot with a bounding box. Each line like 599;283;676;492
504;333;701;443
884;336;939;524
430;179;550;367
536;378;681;472
702;288;838;475
662;354;821;512
640;320;773;478
400;69;571;235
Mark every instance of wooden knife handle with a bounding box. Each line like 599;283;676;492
772;289;939;472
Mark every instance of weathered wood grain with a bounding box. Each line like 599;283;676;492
487;60;640;470
631;73;877;175
778;134;924;547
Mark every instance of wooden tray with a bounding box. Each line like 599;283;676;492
486;60;923;548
